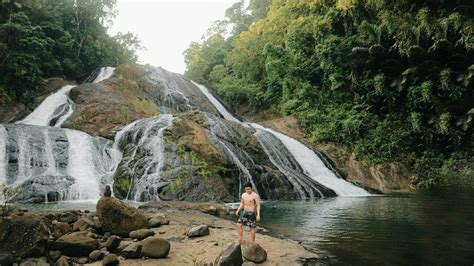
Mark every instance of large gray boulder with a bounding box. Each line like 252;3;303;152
241;241;267;263
214;242;243;266
96;197;149;237
141;237;170;258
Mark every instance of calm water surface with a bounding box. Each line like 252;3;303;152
258;188;474;265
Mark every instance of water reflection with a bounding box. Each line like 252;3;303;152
260;189;474;265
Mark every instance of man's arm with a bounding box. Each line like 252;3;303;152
255;195;261;221
235;198;243;216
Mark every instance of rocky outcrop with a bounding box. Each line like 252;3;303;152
64;64;219;139
260;116;415;193
96;196;149;237
0;215;50;257
113;111;307;202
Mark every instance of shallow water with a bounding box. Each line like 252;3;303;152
257;188;474;265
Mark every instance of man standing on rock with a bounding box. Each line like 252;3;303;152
235;182;261;244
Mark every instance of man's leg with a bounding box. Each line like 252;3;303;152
249;227;256;242
236;223;243;244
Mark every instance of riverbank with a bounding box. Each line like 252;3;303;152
0;200;317;265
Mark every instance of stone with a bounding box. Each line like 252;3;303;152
52;231;99;257
121;242;142;259
96;197;149;237
73;217;95;232
242;262;256;266
77;257;89;264
116;241;133;253
0;216;50;257
59;212;78;224
141;237;170;258
129;229;155;240
149;217;170;227
89;250;108;261
241;241;267;263
102;254;119;265
186;225;210;238
55;256;71;266
103;235;121;252
46;250;62;263
104;185;112;197
51;222;72;239
214;242;243;266
19;257;49;266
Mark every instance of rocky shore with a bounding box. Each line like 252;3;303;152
0;197;316;265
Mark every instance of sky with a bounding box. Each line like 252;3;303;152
109;0;236;74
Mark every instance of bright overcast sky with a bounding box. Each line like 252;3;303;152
109;0;236;74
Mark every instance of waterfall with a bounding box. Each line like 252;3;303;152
147;67;193;112
17;67;115;127
18;85;75;127
92;67;115;83
252;124;368;196
191;81;241;123
203;113;258;196
192;81;369;197
114;114;173;201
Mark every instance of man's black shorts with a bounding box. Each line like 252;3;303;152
237;211;257;228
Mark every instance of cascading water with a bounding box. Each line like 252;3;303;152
114;114;173;201
0;124;120;202
253;125;369;196
192;81;369;197
17;67;115;128
203;113;258;195
92;67;115;83
18;85;76;127
192;81;241;123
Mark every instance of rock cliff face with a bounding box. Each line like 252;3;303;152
113;111;295;202
260;116;415;193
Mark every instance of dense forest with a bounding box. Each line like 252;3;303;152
184;0;474;187
0;0;139;103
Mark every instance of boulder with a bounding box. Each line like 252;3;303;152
46;250;62;263
89;250;108;261
77;257;89;264
102;254;119;265
121;242;142;259
129;229;154;240
52;231;99;257
96;197;149;237
117;241;133;253
103;235;121;252
241;241;267;263
186;225;210;238
141;237;170;258
214;242;243;266
73;217;95;232
148;217;170;227
18;257;49;265
55;256;71;266
51;222;73;239
59;212;79;224
0;216;50;257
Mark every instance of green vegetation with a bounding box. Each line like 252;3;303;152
184;0;474;187
0;0;140;104
0;182;22;204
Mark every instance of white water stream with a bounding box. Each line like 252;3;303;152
192;81;369;197
0;125;6;183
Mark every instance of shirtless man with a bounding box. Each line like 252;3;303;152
235;182;261;243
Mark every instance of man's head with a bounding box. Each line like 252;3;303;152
244;182;253;194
